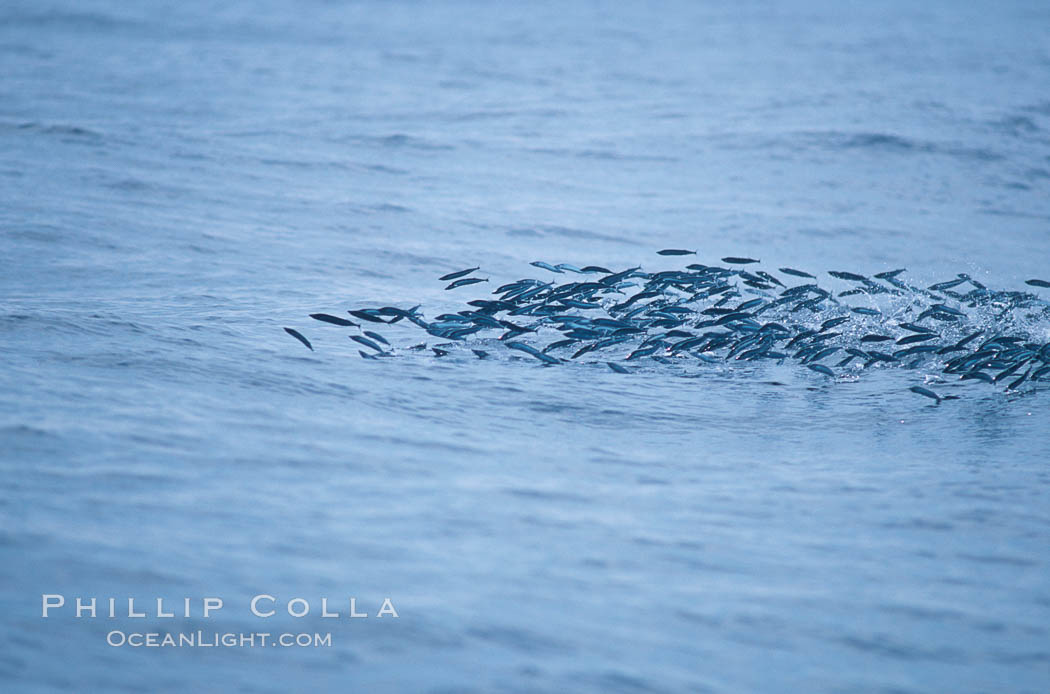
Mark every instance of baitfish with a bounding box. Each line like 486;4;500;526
376;306;421;324
351;335;384;352
874;269;906;279
896;333;938;345
560;299;601;310
283;328;313;351
722;257;759;264
894;344;941;359
310;313;357;327
600;266;642;285
898;322;935;334
607;362;630;373
289;254;1049;404
530;261;563;273
1025;279;1050;288
828;270;867;282
364;331;390;345
439;267;480;281
779;267;816;278
909;385;943;403
349;309;388;324
919;304;965;320
658;249;696;256
543;339;578;353
821;317;849;331
928;278;967;291
446;277;489;290
506;341;560;364
807;363;835;377
736;298;765;311
1006;369;1030;390
756;271;784;287
571;342;597;359
993;359;1030;383
807;346;840;363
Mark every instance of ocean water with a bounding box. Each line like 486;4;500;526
2;1;1050;692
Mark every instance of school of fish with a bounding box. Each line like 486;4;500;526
285;252;1050;404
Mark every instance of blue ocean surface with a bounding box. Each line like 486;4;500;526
2;1;1049;692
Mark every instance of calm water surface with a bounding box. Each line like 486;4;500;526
2;1;1049;692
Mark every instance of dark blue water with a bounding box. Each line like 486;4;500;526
2;1;1050;692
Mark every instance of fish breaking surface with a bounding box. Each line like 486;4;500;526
287;256;1050;402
